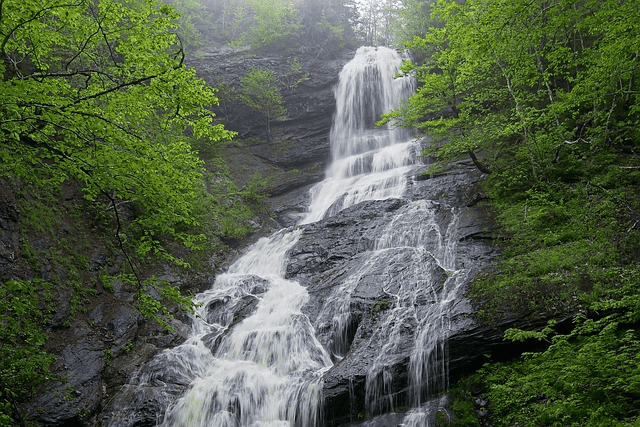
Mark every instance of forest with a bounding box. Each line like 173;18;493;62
1;0;639;425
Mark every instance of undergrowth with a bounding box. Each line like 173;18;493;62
450;150;640;425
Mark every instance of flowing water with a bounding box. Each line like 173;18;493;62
130;46;464;427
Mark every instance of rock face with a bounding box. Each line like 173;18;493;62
188;47;355;227
97;48;514;427
11;45;545;427
8;47;352;427
281;160;501;425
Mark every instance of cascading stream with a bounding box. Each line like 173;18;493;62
141;46;457;427
302;47;416;224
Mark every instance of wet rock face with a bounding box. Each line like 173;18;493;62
189;48;355;228
16;48;352;427
0;180;20;279
283;161;501;426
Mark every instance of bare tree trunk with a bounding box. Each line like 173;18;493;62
468;151;492;174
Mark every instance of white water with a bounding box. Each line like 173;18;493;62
303;47;416;224
153;46;458;427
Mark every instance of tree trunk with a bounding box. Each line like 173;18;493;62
468;151;491;174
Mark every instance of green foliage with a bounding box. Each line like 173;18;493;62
387;0;434;48
122;341;134;354
386;0;640;179
446;376;482;427
393;1;640;424
0;279;60;425
136;276;197;330
374;300;389;312
211;0;355;53
163;0;206;52
237;59;308;138
103;349;113;367
0;1;268;422
240;66;287;137
226;0;301;51
280;58;310;92
295;0;357;53
0;0;234;271
470;162;640;323
384;0;640;324
475;269;640;426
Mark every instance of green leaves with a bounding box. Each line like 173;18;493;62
240;66;287;136
477;269;640;426
226;0;301;51
0;280;58;424
0;0;236;271
393;0;640;180
0;2;252;422
394;1;640;424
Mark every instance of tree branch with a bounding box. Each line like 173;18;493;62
0;1;85;63
102;190;143;288
468;150;492;174
64;25;101;72
72;74;157;103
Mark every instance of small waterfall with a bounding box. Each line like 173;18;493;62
158;229;331;427
108;46;466;427
303;47;416;224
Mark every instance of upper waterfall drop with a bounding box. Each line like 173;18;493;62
329;46;414;160
302;46;417;224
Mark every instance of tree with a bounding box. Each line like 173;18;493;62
164;0;207;52
0;0;234;266
383;0;640;179
240;66;287;138
226;0;301;51
0;0;236;421
295;0;358;54
387;0;435;47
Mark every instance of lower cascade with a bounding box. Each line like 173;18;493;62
106;46;494;427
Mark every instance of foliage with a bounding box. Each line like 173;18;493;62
388;0;640;424
447;269;640;427
0;0;234;268
204;0;357;53
382;0;640;322
237;59;308;138
0;0;268;423
471;268;640;426
280;58;310;91
386;0;434;48
383;0;640;178
470;161;640;323
295;0;358;52
240;66;287;137
163;0;207;52
224;0;301;51
0;280;59;425
444;376;482;427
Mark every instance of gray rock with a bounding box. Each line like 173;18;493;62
27;336;105;425
188;49;355;230
279;162;501;424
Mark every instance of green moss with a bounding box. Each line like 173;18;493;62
374;300;390;312
434;410;450;426
103;349;112;367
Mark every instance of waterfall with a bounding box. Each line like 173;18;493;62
110;46;465;427
303;47;416;224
